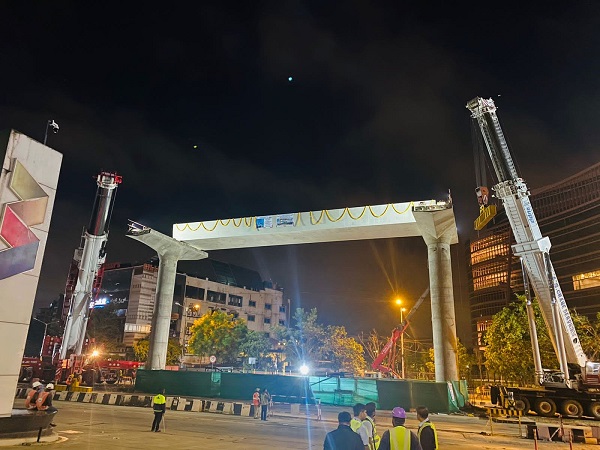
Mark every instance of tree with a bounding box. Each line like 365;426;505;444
571;311;600;361
325;326;366;376
357;329;386;368
86;303;126;355
484;296;555;384
188;310;247;364
239;330;272;370
275;308;366;374
133;336;182;366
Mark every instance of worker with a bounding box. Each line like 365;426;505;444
252;388;261;419
36;382;58;428
416;406;438;450
25;381;43;410
378;407;422;450
151;389;166;432
324;411;365;450
351;403;371;450
363;402;380;449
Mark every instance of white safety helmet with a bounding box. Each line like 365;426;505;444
45;383;54;390
32;381;42;388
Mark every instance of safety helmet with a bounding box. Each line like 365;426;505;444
32;381;42;388
45;383;55;390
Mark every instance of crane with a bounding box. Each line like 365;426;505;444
468;97;600;419
371;288;429;377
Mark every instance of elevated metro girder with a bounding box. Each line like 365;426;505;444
173;200;458;249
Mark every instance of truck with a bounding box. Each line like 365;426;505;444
468;97;600;419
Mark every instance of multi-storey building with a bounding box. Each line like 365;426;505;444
93;258;286;353
467;162;600;347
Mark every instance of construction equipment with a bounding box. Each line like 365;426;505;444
59;172;122;362
468;97;600;419
371;288;430;377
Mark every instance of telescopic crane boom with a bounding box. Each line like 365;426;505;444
372;288;429;376
59;171;122;359
467;97;599;390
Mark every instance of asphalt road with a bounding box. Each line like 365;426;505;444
6;399;599;449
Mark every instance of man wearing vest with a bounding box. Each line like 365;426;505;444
416;406;438;450
252;388;261;419
351;403;371;450
363;402;380;449
36;383;57;427
378;407;422;450
25;381;43;410
151;389;166;432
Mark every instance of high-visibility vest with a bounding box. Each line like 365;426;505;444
25;389;39;409
365;416;380;449
36;391;50;411
389;426;411;450
153;394;166;412
350;418;362;432
418;421;439;449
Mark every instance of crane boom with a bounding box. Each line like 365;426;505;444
467;97;589;388
371;288;429;374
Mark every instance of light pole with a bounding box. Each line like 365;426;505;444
395;299;407;379
32;317;49;358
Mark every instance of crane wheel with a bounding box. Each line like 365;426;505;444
588;401;600;420
534;398;557;417
561;399;583;418
514;397;530;414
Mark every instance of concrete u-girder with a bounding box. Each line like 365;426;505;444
130;199;459;381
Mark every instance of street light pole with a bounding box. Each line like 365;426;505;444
32;317;49;358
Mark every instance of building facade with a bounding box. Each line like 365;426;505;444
94;259;286;353
468;162;600;347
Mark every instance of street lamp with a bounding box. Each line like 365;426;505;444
395;299;407;378
32;317;50;358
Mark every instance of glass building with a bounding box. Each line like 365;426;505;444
467;162;600;347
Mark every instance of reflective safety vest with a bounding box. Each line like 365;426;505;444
418;421;439;449
389;426;411;450
36;391;51;411
350;418;363;432
153;394;166;412
365;416;380;449
25;389;40;410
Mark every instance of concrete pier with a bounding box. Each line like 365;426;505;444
127;222;207;370
414;207;459;382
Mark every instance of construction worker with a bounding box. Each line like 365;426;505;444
378;407;422;450
25;381;43;410
416;406;438;450
364;402;380;449
351;403;371;450
151;389;166;432
252;388;261;419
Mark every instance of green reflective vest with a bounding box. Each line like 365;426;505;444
389;426;411;450
417;421;438;449
350;418;363;432
365;416;380;449
153;394;166;412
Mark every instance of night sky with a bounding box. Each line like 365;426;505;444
1;2;599;343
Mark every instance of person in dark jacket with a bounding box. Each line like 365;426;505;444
416;406;438;450
324;411;365;450
151;389;166;432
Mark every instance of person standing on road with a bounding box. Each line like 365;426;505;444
252;388;261;419
351;403;371;450
25;381;44;410
416;406;438;450
363;402;380;449
324;411;365;450
151;389;166;432
378;407;422;450
260;388;270;421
